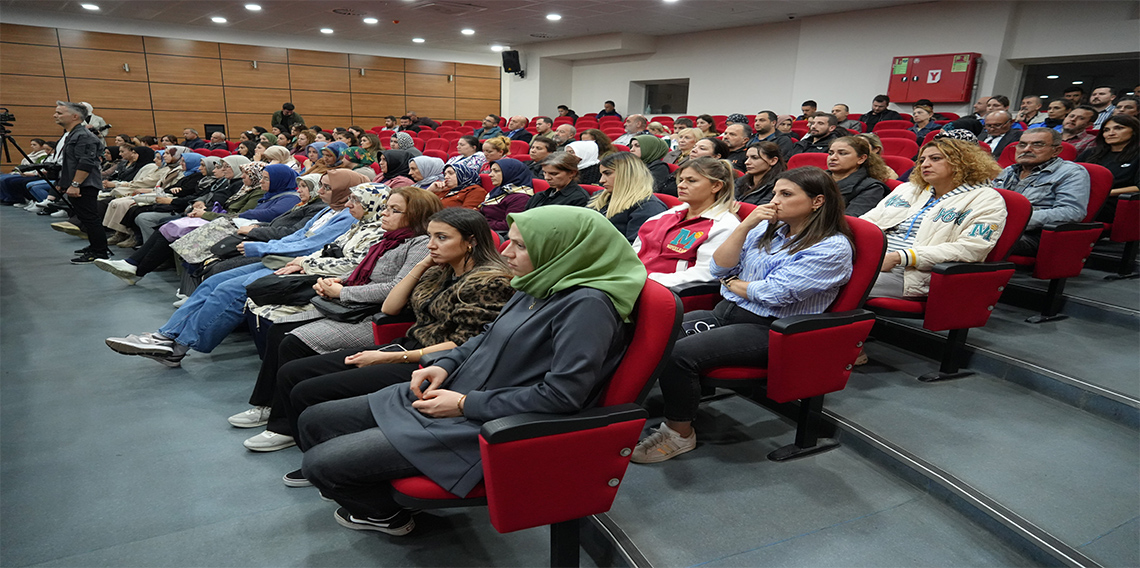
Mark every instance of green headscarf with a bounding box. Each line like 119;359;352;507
507;206;647;322
262;133;278;145
634;135;668;164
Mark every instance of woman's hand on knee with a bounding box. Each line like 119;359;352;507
410;366;448;399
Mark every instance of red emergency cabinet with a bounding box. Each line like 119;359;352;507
887;53;981;103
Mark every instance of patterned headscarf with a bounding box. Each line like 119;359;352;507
410;155;446;188
343;146;375;167
726;113;748;125
934;129;979;143
348;182;391;223
392;131;417;151
447;161;481;190
240;161;267;186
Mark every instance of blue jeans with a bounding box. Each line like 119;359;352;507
158;263;273;353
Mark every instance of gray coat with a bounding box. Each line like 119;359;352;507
368;287;629;497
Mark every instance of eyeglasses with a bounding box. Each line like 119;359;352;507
318;184;332;192
1015;141;1057;150
381;205;404;214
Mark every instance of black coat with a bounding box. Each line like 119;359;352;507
526;182;590;209
834;168;887;217
859;109;903;131
791;132;840;156
986;129;1023;159
58;124;102;192
602;196;669;243
647;161;677;196
735;175;776;205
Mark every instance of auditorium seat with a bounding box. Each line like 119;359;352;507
510;153;531;162
457;127;475;135
939;112;961;120
875;129;918;141
882;155;914;176
412;138;426;151
603;129;625;139
787;153;828;169
665;162;680;174
226;141;238;151
656;193;681;208
369;162;382;175
532;179;549;193
866;189;1031;381
613;144;629;152
425;138;450;153
791;127;808;139
478;173;494;192
379;130;395;140
463;120;483;129
436;126;455;134
1103;193;1140;280
440;132;462;142
872;120;914;131
210;149;231;158
440;120;462;128
192;149;210;156
553;117;574;126
581;184;604;195
509;140;529;154
792;120;808;130
922;130;941;146
423;149;448;161
880;138;919;158
418;130;439;140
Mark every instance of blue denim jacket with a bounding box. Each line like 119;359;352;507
994;157;1089;230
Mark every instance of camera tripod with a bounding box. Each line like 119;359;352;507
0;108;34;166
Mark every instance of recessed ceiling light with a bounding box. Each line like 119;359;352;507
546;13;562;20
320;28;334;34
363;17;378;24
461;28;475;35
1072;81;1084;85
490;45;505;52
664;0;680;3
1040;95;1049;98
244;3;261;10
412;37;426;43
1046;75;1059;79
80;3;99;10
211;16;227;23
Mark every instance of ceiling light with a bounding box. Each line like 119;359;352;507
412;38;426;43
211;16;227;23
546;13;562;20
1046;75;1059;79
490;45;505;52
320;28;334;34
244;4;261;10
80;3;99;10
363;17;378;24
1072;81;1084;85
1040;95;1049;98
461;28;475;35
664;0;680;3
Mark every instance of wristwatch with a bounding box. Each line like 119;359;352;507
70;181;81;187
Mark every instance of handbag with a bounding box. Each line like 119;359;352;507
245;273;322;306
310;296;385;323
171;217;238;263
159;216;209;241
209;234;246;260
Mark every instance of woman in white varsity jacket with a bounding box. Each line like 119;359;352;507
861;137;1007;298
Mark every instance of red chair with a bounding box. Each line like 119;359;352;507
1059;142;1077;161
412;138;426;151
386;280;682;566
532;179;549;193
665;162;680;174
1008;163;1113;323
872;120;915;132
456;127;475;135
211;149;232;158
498;117;507;128
602;129;626;139
226;141;238;151
193;149;211;156
553;116;574;126
369;126;385;133
652;116;674;127
921;130;941;146
875;129;917;141
576;120;599;130
787;153;828;169
463;120;483;129
436;126;455;134
440;120;462;129
478;173;494;192
510;153;532;162
1103;193;1140;280
690;217;886;461
612;144;629;152
581;184;604;195
418;130;439;140
369;162;382;175
939;112;961;120
866;189;1032;381
424;149;448;161
440;132;462;142
510;140;530;155
792;120;808;130
880;138;919;158
791;127;809;139
425;138;450;153
882;155;914;176
656;193;681;208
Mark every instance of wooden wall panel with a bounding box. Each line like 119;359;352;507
65;78;151;110
351;94;405;117
406;60;453;75
290;65;349;92
353;116;393;130
146;54;222;85
349;54;404;72
455;98;502;121
0;75;68;107
0;105;64;137
0;24;59;46
406;73;454;98
226;113;271;136
1;135;49;166
302;115;354;130
60;48;147;81
221;60;289;88
291;90;351;117
405;96;454;121
153;111;227;137
220;43;288;64
57;29;143;52
350;71;405;95
288;49;348;68
150;84;224;113
223;87;292;115
143;37;219;58
455;76;500;99
455;63;499;79
98;109;156;138
0;44;63;76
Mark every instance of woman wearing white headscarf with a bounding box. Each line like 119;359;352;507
566;140;602;185
408;155;446;189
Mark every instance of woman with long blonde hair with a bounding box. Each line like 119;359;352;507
587;152;668;242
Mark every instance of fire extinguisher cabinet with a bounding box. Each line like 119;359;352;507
887;53;981;103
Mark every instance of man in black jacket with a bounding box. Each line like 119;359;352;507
860;94;903;131
54;101;108;263
790;112;840;156
504;115;533;143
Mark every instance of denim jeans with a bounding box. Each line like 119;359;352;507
158;263;272;352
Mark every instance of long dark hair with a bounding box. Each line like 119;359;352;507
742;141;787;194
757;166;852;255
425;208;510;285
1083;114;1139;163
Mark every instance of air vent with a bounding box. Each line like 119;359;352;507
413;2;487;16
529;33;560;39
331;8;365;16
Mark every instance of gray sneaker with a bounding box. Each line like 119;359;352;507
228;407;271;428
243;431;295;452
630;424;697;464
94;258;139;285
105;333;175;356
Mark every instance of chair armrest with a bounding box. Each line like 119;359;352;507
926;263;1015;331
1120;193;1140;202
1042;221;1104;233
419;349;452;367
371;311;415;345
670;280;720;297
932;261;1014;275
481;404;647;444
770;309;876;334
766;310;876;403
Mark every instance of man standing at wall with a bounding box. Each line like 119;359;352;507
271;103;304;133
53;101;108;264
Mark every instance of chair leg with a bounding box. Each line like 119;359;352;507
768;396;839;462
1026;279;1068;323
1105;241;1139;281
919;328;975;382
550;519;580;568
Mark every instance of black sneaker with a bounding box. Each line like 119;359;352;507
333;507;415;536
283;469;312;488
71;250;111;264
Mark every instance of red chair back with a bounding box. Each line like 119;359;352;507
553;117;574;126
479;173;494;192
510;153;531;162
939;112;961;120
211;149;232;158
736;202;756;218
880;138;919;158
464;120;483;129
997;143;1018;169
531;179;549;193
873;120;914;131
440;132;462;141
596;279;683;406
1078;162;1113;224
882;155;914;176
436;126;455;134
613;144;630;152
424;149;448;161
655;193;681;208
787;153;828;169
581;184;604;195
440;120;462;128
665;162;680;173
418;130;439;140
509;140;529;154
830;217;888;313
412;138;426;151
922;130;941;146
874;129;916;141
791;127;808;139
226;141;238;151
987;189;1033;261
883;178;904;191
425;138;450;152
1059;142;1077;161
379;130;395;140
193;149;211;156
369;162;382;175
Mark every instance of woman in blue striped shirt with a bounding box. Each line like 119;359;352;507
632;167;855;463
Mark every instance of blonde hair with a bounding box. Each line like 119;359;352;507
832;136;893;182
588;152;655;218
908;138;1001;190
676;128;704;157
648;121;671;135
677;157;738;216
483;135;511;155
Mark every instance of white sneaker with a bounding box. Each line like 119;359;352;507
228;406;271;428
94;258;138;285
243;431;295;452
22;201;39;211
172;297;187;308
630;423;696;464
50;209;68;218
105;332;175;356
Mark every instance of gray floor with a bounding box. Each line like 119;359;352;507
1008;267;1140;312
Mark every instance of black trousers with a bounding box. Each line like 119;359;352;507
1010;230;1042;256
129;230;174;276
71;187;108;253
249;320;314;407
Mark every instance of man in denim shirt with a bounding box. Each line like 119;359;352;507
993;128;1090;255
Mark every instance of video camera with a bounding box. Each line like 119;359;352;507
0;107;14;130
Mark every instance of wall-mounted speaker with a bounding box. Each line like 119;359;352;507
502;50;522;74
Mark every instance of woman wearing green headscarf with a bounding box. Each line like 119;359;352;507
296;205;648;536
631;134;676;196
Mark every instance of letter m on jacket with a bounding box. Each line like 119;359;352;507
670;229;702;251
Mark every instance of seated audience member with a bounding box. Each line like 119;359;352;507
982;110;1022;158
664;127;702;165
1063;87;1085;106
103;148;191;247
751;110;794;158
182;128;206;150
671;117;695;139
614;114;650;146
272;102;304;133
264;146;302;173
552;124;577;149
1089;86;1117;129
832;104;864;133
588;152;668;243
390;132;422;157
826;136;890;217
527;136;556;177
504;115;533;142
533;116;555;138
696;114;720;138
790;113;841;156
481;136;511;173
1061;106;1099;156
631;134;676;196
796;100;818;120
407;111;438;130
375;150;415;188
861;137;1006;307
259;132;280;148
856;133;901;180
596;100;622;120
557;104;579;122
237;140;258;160
205;131;229;151
314;131;332;143
775;115;795;135
647;121;671;138
579;129;617;158
909;104;941;143
526;152;591;209
972;96;991;120
230;188;442;445
735;141;788;205
1114;95;1139;118
631;166;854;463
688;137;730;162
408;155;446;190
473;114;504;140
985;95;1011;117
394;115;420;134
722;123;751;171
1078;114;1139;221
300;142;331;175
428;162;487;209
160;135;179;149
103;146;159;196
358;133;381;161
993;127;1090;255
860;94;903;131
479;158;534;234
447;135;487;172
633;156;741;287
337;130;360;147
295;205;645;536
1040;99;1074;131
566;140;602;185
1016;96;1046;126
338;147;376;179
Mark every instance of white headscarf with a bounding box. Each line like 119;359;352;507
567;140;600;168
